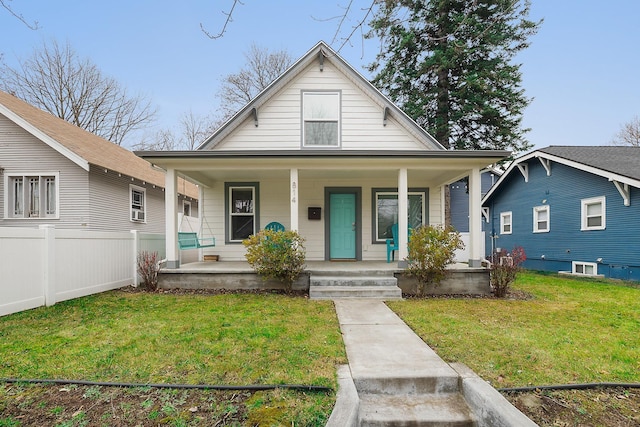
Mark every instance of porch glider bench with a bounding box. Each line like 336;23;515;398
178;232;216;250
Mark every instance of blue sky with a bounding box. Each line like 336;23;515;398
1;1;639;152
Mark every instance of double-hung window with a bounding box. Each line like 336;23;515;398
226;183;259;243
7;174;58;219
500;211;512;234
581;196;605;230
373;189;426;242
130;185;146;222
302;91;340;147
533;205;549;233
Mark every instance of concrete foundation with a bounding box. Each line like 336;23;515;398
158;261;490;296
397;269;491;296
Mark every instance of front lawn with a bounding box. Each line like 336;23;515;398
388;271;640;425
0;291;346;426
1;272;638;426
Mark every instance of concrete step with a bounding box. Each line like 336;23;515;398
310;275;398;287
309;285;402;300
353;371;460;396
308;269;397;277
358;393;477;427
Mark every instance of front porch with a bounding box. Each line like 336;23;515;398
158;260;491;297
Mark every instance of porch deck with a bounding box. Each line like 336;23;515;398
158;261;491;296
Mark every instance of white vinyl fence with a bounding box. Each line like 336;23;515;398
0;225;165;317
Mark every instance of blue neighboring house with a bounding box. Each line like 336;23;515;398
482;146;640;281
450;169;500;232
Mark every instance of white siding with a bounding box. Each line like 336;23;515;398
201;182;226;259
201;174;445;261
0;115;91;229
212;61;427;151
88;167;166;232
429;186;444;226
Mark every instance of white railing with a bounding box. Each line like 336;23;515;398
0;225;165;317
454;232;486;263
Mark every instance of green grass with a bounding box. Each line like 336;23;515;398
388;271;640;387
2;273;638;424
0;291;346;425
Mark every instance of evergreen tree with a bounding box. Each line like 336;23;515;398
368;0;541;154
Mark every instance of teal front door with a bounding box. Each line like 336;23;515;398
329;193;356;259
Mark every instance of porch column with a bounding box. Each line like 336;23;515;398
398;168;409;266
468;167;483;267
165;167;180;268
290;168;299;231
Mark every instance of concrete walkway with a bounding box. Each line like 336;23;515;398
327;299;537;426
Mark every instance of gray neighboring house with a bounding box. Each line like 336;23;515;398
0;90;198;232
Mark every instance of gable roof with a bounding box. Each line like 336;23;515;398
0;90;198;198
538;146;640;181
482;145;640;203
198;41;446;151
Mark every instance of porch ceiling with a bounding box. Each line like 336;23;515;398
138;150;509;188
181;167;465;187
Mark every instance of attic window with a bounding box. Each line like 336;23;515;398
302;91;340;147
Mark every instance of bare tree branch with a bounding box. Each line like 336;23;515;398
134;110;217;151
216;43;293;119
611;116;640;147
0;40;156;146
0;0;39;30
201;0;243;39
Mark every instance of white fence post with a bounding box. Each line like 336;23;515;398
131;230;139;287
40;224;56;306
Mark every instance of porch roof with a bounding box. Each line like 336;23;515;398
136;149;509;187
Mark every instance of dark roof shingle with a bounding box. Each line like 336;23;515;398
539;145;640;181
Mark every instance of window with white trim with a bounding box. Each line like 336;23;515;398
581;196;605;230
572;261;598;276
7;174;58;218
500;211;512;234
130;185;146;222
533;205;549;233
373;189;426;242
226;183;258;242
302;91;340;147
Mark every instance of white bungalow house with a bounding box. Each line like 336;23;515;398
138;41;508;269
0;90;198;233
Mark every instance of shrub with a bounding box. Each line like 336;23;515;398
136;250;160;291
243;229;306;291
406;224;465;295
489;246;526;298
